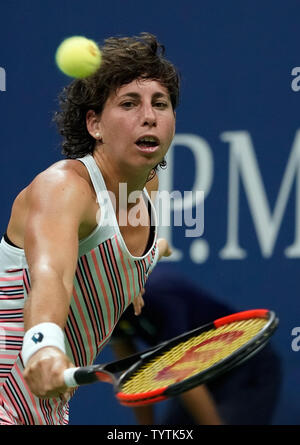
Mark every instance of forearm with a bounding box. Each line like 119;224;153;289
22;274;74;399
180;385;224;425
132;406;154;425
24;272;72;330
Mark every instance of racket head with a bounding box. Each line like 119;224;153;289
115;309;278;406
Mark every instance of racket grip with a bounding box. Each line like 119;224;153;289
64;366;103;386
64;367;80;387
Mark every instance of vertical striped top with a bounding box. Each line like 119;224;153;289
0;154;159;424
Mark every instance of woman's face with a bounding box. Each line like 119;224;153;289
88;78;176;172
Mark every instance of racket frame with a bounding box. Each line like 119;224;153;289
66;309;279;407
115;309;279;405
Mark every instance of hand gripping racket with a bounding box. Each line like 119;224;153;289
64;309;278;406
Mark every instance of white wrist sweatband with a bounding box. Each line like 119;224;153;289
22;322;66;367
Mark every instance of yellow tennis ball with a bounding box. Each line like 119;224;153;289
55;36;102;78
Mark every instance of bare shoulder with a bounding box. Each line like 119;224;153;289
7;159;95;246
31;159;91;190
27;159;94;206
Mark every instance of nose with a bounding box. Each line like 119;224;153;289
141;103;157;127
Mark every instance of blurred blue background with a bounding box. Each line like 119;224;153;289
0;0;299;425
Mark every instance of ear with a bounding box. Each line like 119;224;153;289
86;110;101;139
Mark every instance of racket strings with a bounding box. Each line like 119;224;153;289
120;318;267;395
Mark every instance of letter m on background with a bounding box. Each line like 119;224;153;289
219;130;300;259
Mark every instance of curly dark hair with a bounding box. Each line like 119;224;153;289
53;33;180;176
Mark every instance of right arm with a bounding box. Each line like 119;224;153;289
22;167;93;399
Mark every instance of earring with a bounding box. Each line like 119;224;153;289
95;132;101;139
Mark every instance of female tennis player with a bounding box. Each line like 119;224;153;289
0;33;178;425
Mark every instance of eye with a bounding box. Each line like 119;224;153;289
121;101;136;108
154;102;168;109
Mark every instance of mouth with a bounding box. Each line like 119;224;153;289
135;135;160;153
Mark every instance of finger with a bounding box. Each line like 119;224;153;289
132;299;140;315
39;381;72;400
61;390;72;403
134;302;142;315
133;296;144;315
165;246;172;257
157;238;172;258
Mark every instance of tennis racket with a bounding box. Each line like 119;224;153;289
64;309;278;406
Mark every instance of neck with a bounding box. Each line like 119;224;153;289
92;148;151;210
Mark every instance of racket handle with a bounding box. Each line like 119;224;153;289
64;367;80;387
64;365;104;387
